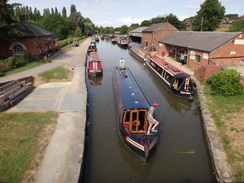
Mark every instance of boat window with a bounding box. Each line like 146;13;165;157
173;79;179;89
165;72;174;83
161;70;165;77
174;78;184;90
157;67;163;75
124;111;130;122
138;111;146;131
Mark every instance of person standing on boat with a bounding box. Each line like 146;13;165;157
118;58;125;69
147;103;159;134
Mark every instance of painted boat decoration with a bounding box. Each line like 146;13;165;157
146;56;194;100
87;51;103;77
113;66;159;161
87;42;97;55
0;76;34;111
129;46;150;63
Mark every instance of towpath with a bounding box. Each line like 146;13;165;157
1;37;91;183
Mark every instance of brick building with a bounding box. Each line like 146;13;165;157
0;22;58;60
158;31;244;81
141;22;178;51
158;31;244;68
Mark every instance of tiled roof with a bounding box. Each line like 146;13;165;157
143;23;166;32
159;31;242;52
129;27;148;37
20;23;53;37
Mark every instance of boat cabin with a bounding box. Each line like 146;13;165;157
113;67;151;134
122;109;148;134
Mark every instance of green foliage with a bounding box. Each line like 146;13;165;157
228;20;244;32
207;69;244;96
0;1;24;44
74;27;82;37
166;13;186;30
192;0;225;31
120;25;128;34
139;14;186;30
39;14;74;39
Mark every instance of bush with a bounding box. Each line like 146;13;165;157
207;69;244;96
6;56;17;67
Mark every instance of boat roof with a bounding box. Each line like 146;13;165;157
114;67;151;110
149;57;190;77
131;46;149;54
89;51;100;61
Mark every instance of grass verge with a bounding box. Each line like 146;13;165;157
0;111;58;183
4;61;47;76
204;84;244;182
39;67;71;81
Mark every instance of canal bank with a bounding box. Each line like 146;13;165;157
1;37;91;183
155;54;234;183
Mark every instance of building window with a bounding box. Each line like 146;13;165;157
195;55;201;63
13;44;24;55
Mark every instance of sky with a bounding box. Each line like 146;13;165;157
9;0;244;28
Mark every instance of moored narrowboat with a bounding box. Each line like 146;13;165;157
113;66;159;161
118;39;129;48
87;51;103;77
87;42;97;55
146;56;194;100
129;46;150;63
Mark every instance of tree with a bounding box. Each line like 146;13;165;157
120;25;128;34
166;13;186;30
0;0;23;44
73;26;82;37
228;20;244;32
192;0;225;31
70;4;76;17
69;11;84;29
140;20;151;26
62;7;67;19
39;14;74;39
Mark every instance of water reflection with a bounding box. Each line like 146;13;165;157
88;75;103;86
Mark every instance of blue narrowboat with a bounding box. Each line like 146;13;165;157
112;66;159;161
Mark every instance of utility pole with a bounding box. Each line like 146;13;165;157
201;17;204;31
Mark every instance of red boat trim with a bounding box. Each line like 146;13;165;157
149;137;157;150
126;137;144;151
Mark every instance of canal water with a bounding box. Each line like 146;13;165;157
81;39;216;183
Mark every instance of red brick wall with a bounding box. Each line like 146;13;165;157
0;36;57;59
187;50;210;70
194;65;223;82
142;22;178;51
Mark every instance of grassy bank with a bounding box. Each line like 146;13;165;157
39;66;72;81
0;111;58;183
4;60;46;76
204;85;244;182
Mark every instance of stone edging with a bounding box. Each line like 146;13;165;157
196;80;234;183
